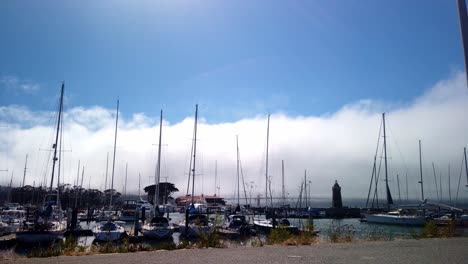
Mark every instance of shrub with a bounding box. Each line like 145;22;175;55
420;221;438;238
327;223;355;243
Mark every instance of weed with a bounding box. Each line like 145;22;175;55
327;223;356;243
176;239;193;249
196;230;225;248
420;221;438;238
363;226;393;241
250;237;264;247
439;220;457;237
267;227;292;245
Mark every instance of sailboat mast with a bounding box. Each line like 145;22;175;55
74;160;80;208
22;154;28;188
397;174;401;204
464;147;468;186
190;105;198;205
432;162;439;200
265;114;270;208
406;173;409;202
215;160;218;196
448;164;452;204
104;152;109;192
382;113;391;209
214;161;217;195
124;162;128;197
49;83;64;193
154;110;163;206
282;160;285;207
439;171;442;201
7;170;13;203
236;135;240;206
109;99;119;208
304;170;307;208
419;140;425;201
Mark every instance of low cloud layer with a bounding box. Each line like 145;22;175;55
1;72;468;205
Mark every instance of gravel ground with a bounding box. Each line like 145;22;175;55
2;237;468;264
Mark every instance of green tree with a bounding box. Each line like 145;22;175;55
144;182;179;204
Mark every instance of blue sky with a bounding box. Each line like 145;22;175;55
0;0;465;123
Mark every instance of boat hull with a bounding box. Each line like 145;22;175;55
365;214;426;226
179;224;214;238
254;220;298;234
92;223;127;242
141;227;173;239
15;231;65;243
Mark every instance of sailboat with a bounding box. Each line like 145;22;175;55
179;105;215;237
142;110;174;239
363;113;426;226
218;135;255;237
16;83;67;243
93;100;127;241
253;114;297;233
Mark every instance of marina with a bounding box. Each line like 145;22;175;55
2;1;468;263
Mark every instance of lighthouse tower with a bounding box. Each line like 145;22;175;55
332;180;342;208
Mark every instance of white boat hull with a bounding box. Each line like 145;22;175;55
141;226;173;239
365;214;426;226
93;223;127;242
253;219;298;233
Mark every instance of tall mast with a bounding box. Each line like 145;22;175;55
190;105;198;205
104;152;109;191
154;110;163;206
49;82;64;193
457;0;468;86
7;170;13;203
79;166;85;206
304;170;307;208
432;162;439;200
57;112;64;207
464;147;468;187
236;135;240;206
124;162;128;197
439;171;442;202
215;160;219;196
214;161;217;195
138;173;141;198
22;154;28;188
382;112;392;208
396;174;401;204
405;173;409;202
448;164;452;204
282;160;285;207
418;140;425;201
265;114;270;208
109;99;119;208
74;160;80;208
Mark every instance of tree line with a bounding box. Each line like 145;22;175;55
0;182;179;209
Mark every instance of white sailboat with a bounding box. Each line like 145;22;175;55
16;83;67;243
364;113;426;226
142;110;174;239
93;99;127;241
254;114;297;233
179;105;215;237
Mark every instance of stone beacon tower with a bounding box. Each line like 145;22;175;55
332;180;342;208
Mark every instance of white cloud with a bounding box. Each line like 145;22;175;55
0;75;40;94
1;72;468;206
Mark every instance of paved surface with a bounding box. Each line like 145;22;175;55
2;238;468;264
